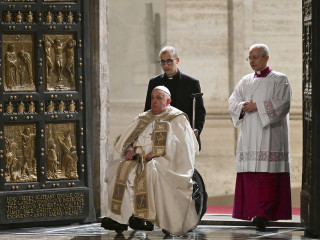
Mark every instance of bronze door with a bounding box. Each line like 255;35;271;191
0;0;93;226
302;0;320;237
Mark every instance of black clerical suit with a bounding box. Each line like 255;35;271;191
144;69;206;150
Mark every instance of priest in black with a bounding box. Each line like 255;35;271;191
144;46;206;149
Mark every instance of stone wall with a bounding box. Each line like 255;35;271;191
89;0;109;217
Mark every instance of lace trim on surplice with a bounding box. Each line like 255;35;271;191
238;151;289;162
264;100;278;120
231;101;239;112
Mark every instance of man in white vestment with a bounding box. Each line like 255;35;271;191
102;86;199;235
228;43;292;229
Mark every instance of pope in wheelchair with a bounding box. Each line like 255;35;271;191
102;86;207;236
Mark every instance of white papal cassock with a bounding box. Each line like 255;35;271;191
229;70;291;173
105;106;199;235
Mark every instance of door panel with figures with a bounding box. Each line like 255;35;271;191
0;0;93;227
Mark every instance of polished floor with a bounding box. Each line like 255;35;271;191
0;215;318;240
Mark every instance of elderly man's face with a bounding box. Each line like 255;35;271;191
151;89;171;115
160;51;179;78
248;47;269;71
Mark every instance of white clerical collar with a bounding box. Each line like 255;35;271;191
254;66;272;78
165;69;180;80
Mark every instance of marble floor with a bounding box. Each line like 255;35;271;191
0;215;317;240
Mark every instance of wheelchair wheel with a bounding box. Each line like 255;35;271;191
192;168;208;220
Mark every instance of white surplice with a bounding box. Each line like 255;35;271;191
105;106;199;235
228;71;292;173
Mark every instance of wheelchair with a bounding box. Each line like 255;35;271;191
162;168;207;236
192;168;208;221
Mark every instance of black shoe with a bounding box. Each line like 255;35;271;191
129;216;154;231
252;216;268;230
162;229;171;236
101;217;128;234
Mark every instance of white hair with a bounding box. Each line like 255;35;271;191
249;43;270;56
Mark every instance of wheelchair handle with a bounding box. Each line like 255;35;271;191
190;93;203;130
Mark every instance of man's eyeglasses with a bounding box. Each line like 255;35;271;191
158;59;176;66
245;56;265;61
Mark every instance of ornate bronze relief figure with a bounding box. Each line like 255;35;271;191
16;11;23;23
4;43;17;90
5;124;37;183
26;11;33;23
3;34;35;92
44;34;76;91
46;129;59;179
58;100;65;113
66;11;73;23
28;101;35;113
45;11;53;23
6;102;13;114
46;123;78;180
17;101;25;114
4;11;12;23
56;11;63;23
47;100;54;113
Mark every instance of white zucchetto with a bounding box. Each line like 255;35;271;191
153;86;171;97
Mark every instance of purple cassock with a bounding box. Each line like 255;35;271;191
232;172;292;220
